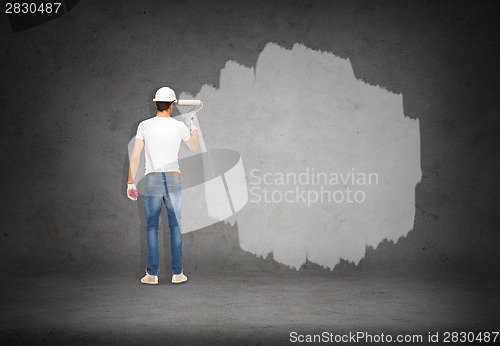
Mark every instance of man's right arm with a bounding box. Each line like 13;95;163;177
184;120;199;151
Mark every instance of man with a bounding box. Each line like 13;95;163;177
127;86;199;285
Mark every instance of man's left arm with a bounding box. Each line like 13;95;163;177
127;138;144;200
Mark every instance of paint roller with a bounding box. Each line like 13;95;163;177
177;99;205;151
176;99;203;123
177;100;202;106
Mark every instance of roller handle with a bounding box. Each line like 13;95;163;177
177;99;202;106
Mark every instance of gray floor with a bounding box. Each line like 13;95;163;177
1;270;498;345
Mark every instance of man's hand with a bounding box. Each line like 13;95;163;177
184;119;199;151
190;119;198;134
127;183;138;201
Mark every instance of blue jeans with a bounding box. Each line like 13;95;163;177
143;172;183;276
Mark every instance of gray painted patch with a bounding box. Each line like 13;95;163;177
179;42;421;270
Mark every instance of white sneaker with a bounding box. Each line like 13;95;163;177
171;272;188;284
140;267;158;285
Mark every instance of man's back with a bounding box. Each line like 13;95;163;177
136;116;190;174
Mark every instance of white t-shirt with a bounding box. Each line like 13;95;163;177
135;116;190;175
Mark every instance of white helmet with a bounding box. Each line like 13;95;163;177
153;87;177;102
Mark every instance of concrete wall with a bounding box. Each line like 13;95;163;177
0;0;498;275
